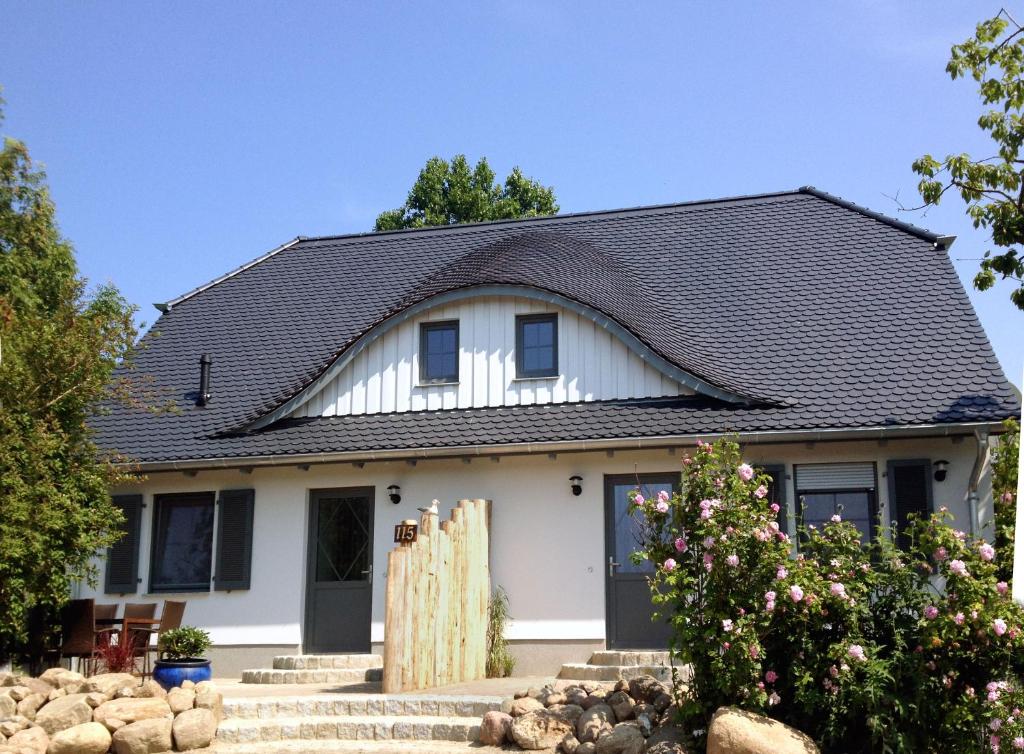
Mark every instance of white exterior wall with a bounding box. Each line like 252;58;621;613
80;436;987;648
290;295;691;418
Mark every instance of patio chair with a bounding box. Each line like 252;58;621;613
58;598;107;676
136;600;186;678
121;603;158;671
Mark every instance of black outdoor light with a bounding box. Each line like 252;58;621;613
933;460;950;482
387;485;402;505
570;475;583;496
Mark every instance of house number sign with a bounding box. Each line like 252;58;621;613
394;522;418;544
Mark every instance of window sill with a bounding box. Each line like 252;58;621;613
513;374;559;382
416;381;460;388
147;586;212;595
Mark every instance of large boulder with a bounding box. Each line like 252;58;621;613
16;693;47;720
193;688;223;724
0;695;16;719
646;724;692;754
707;707;819;754
606;691;635;722
3;679;51;698
577;703;615;744
34;694;92;736
134;682;166;700
479;711;513;746
7;726;48;754
512;706;583;750
628;676;667;706
166;688;195;715
93;697;172;729
111;718;172;754
0;716;31;738
46;722;112;754
510;696;545;717
37;670;82;691
595;723;644;754
84;674;137;700
171;708;216;750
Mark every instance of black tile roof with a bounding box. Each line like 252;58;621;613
93;188;1020;466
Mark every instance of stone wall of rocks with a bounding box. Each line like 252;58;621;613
0;670;223;754
478;677;819;754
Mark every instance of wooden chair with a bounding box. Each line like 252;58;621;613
121;603;158;673
136;601;186;678
58;599;107;676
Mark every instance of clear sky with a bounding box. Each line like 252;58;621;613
4;1;1022;388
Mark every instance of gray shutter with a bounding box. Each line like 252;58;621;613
887;459;932;550
796;463;876;491
106;494;143;594
761;464;788;536
215;489;255;590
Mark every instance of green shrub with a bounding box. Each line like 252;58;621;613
486;586;515;678
158;626;211;661
632;437;1024;753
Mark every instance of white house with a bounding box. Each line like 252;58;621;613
83;187;1021;677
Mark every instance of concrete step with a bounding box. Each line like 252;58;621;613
556;663;671;682
223;694;502;721
273;654;383;670
588;650;670;667
207;741;493;754
216;715;482;744
240;667;383;684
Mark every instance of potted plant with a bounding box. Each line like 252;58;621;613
153;626;212;690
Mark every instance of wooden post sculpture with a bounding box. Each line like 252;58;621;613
383;498;491;693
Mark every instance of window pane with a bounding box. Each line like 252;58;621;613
421;322;458;381
315;495;371;582
152;498;213;590
613;481;674;573
800;491;873;542
518;316;557;375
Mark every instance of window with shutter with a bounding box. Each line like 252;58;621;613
106;494;143;594
886;459;932;550
215;489;255;590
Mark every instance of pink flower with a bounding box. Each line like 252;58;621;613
994;618;1008;637
726;554;740;567
980;543;996;562
754;485;768;499
703;553;714;572
776;566;788;580
657;489;670;503
1012;736;1023;749
703;536;716;548
934;547;948;562
700;508;712;520
847;644;866;662
949;559;970;578
924;606;939;620
674;537;687;553
767;691;780;706
789;585;804;603
662;558;677;572
998;581;1009;596
769;502;780;514
722;619;734;633
748;645;759;659
738;463;754;481
634;493;645;507
1004;491;1016;504
830;583;847;598
765;670;778;684
655;501;669;514
955;612;965;625
830;514;842;523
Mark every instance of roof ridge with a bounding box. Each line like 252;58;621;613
798;186;955;247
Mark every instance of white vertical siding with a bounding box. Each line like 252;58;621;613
290;295;692;418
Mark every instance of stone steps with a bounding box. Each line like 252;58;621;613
557;650;673;682
240;667;383;684
222;694;501;720
209;741;490;754
216;714;482;744
273;654;383;670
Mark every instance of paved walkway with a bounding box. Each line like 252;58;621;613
212;675;553;699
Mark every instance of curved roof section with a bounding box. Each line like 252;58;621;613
88;188;1020;462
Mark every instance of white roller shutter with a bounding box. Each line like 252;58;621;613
796;463;875;491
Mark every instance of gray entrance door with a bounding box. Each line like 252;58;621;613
305;488;373;653
604;474;676;649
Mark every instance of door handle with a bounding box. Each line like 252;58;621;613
361;565;373;580
608;556;621;578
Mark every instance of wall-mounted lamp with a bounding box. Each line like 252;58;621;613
933;460;950;482
570;475;583;497
387;484;402;505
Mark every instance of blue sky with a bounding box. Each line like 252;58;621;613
4;1;1022;388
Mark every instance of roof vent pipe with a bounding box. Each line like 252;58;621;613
197;354;212;407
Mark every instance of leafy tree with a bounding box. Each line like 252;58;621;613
374;154;558;231
0;93;139;663
913;10;1024;310
992;418;1020;584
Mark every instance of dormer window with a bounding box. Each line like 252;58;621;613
419;320;459;383
516;313;558;378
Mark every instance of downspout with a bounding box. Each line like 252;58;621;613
967;428;991;538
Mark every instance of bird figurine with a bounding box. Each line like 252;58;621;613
417;499;439;515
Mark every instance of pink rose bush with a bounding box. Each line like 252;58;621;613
630;438;1024;753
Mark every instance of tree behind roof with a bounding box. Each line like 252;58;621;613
374;154;558;231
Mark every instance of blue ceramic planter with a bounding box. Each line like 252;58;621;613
152;659;212;690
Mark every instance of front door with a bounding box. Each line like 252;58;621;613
304;488;373;653
604;474;677;649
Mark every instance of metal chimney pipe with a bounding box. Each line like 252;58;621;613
197;354;212;406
